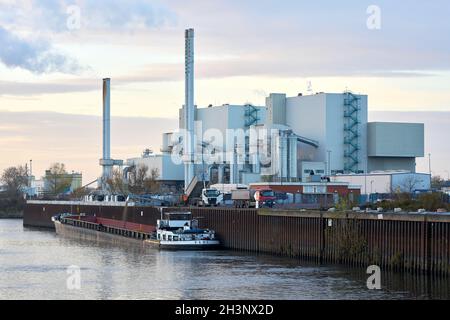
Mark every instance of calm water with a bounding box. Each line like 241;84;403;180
0;219;449;300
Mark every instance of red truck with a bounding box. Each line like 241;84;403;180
254;189;276;208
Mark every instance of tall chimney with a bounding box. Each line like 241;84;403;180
184;28;195;190
101;78;112;183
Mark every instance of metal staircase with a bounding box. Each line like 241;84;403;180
244;104;259;127
343;91;360;173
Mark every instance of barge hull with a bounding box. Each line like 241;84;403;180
54;221;147;248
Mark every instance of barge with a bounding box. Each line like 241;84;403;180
52;211;220;250
146;212;220;250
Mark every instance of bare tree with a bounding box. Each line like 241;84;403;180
400;175;421;194
128;164;149;194
1;165;28;198
106;168;128;194
45;163;73;196
431;175;445;190
144;168;160;194
127;164;160;195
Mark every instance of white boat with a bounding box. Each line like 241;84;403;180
146;212;220;250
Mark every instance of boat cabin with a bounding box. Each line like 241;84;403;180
157;212;198;231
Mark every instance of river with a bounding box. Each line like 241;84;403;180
0;219;448;300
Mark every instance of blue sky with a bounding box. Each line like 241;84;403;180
0;0;449;181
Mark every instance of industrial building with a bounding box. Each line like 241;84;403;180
330;171;431;198
250;181;361;209
118;29;427;195
43;171;82;195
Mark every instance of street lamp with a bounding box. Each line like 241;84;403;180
428;153;432;176
327;150;332;176
370;180;374;203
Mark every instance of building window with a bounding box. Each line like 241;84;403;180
304;185;326;194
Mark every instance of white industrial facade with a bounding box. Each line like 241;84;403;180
154;91;425;188
125;29;426;191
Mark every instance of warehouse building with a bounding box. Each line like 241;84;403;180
330;171;431;198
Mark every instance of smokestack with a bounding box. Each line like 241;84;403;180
184;28;195;190
103;78;111;164
100;78;113;185
99;78;123;192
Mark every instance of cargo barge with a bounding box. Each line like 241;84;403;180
53;214;154;246
52;211;220;250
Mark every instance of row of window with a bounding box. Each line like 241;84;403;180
157;234;179;241
303;169;325;174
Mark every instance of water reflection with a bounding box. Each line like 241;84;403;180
0;219;448;300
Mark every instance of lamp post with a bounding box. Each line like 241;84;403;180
370;180;374;203
428;153;432;176
327;150;332;176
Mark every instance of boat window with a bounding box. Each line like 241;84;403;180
168;235;172;241
163;235;166;241
173;236;178;241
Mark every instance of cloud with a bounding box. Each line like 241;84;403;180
0;26;84;74
82;0;177;30
0;79;98;96
0;0;177;32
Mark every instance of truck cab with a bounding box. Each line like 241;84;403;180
201;188;223;206
254;189;276;208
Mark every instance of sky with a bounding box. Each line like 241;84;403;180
0;0;449;183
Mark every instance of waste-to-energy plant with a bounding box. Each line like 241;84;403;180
114;29;428;195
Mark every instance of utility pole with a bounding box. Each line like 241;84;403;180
428;153;432;176
327;150;332;176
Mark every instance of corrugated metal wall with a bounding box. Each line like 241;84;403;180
23;203;450;275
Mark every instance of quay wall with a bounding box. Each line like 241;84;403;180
24;201;450;276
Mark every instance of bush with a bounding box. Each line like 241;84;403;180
374;192;449;212
0;196;25;215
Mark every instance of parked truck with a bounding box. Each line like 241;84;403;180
231;189;256;208
200;188;223;207
254;189;276;208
